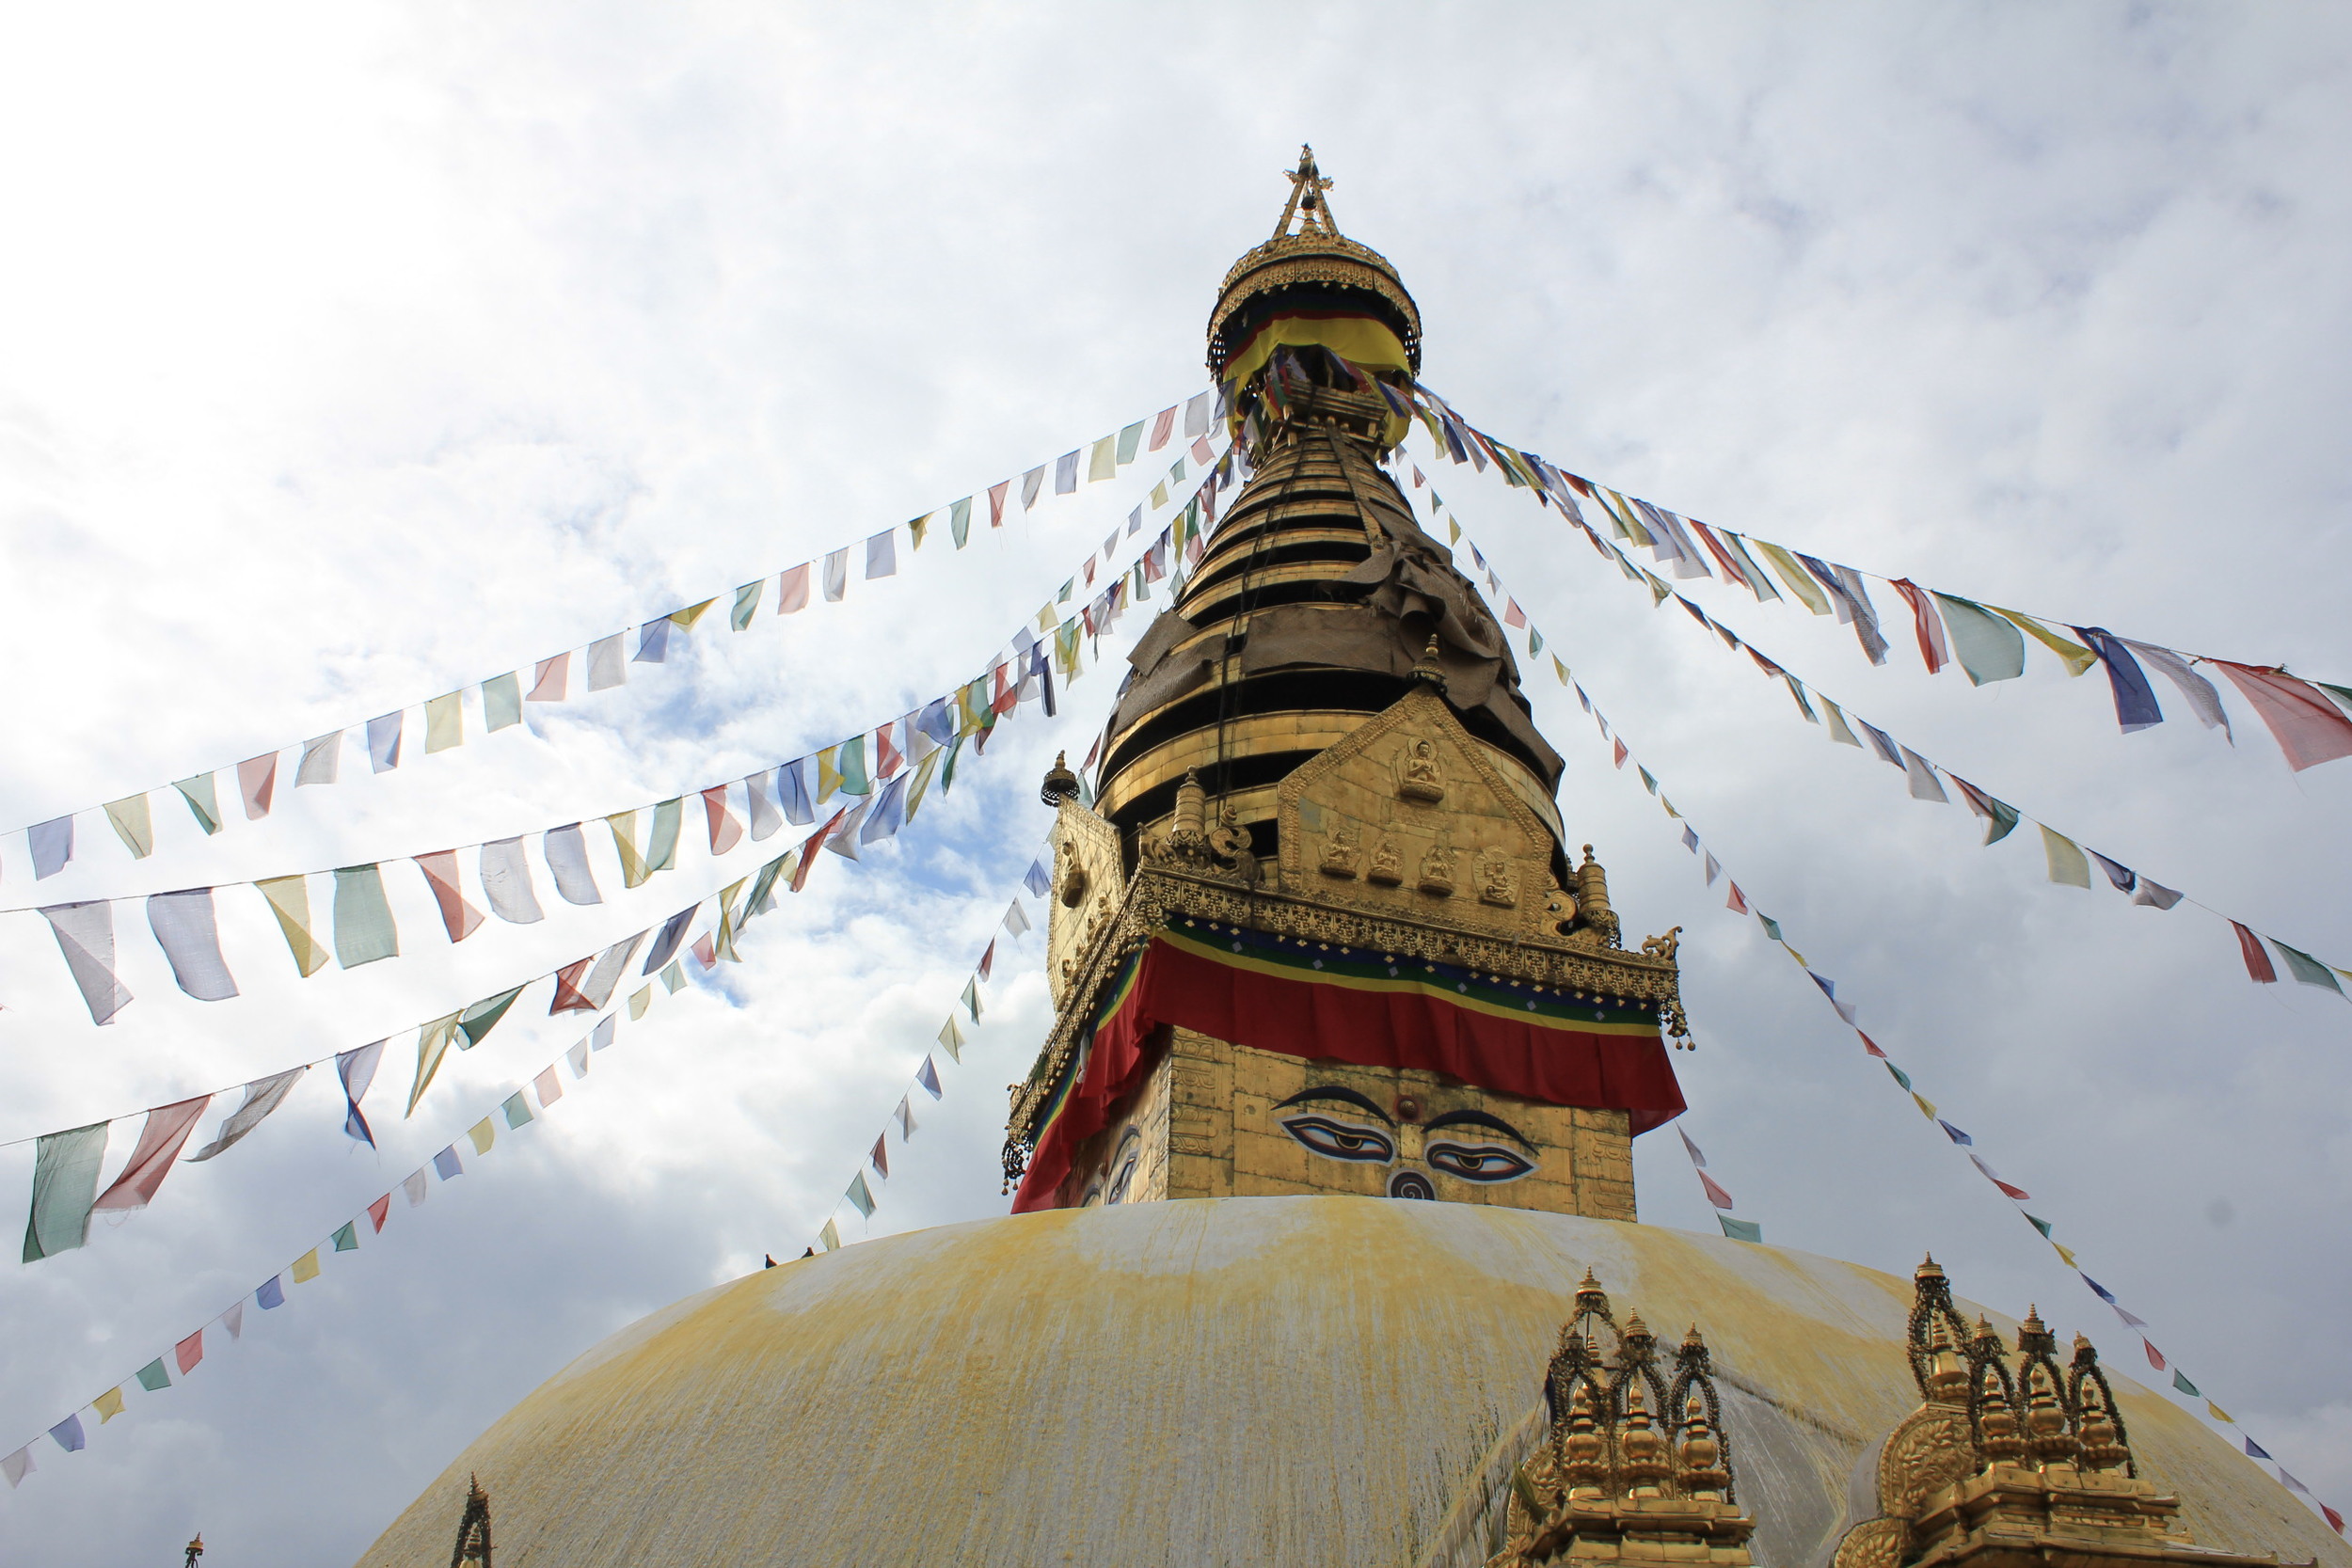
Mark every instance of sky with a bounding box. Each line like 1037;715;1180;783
1;3;2349;1561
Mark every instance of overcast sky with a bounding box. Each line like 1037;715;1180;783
2;5;2349;1562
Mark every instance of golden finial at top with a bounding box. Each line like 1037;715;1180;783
1273;143;1339;240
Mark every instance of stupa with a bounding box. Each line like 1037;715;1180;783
354;150;2349;1568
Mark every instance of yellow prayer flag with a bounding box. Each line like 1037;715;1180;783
1551;656;1570;685
103;795;153;858
1753;540;1834;615
407;1011;463;1116
903;750;943;823
2206;1401;2234;1423
817;747;842;802
2041;826;2092;890
93;1386;125;1423
1150;482;1168;509
1036;605;1057;634
907;513;932;549
467;1118;496;1155
424;691;464;753
1605;489;1656;547
1447;517;1461;544
1912;1093;1937;1119
819;1219;841;1251
1992;608;2098;677
291;1248;321;1284
671;597;717;631
256;876;330;977
714;877;748;962
2053;1242;2078;1267
628;985;652;1021
606;810;649;889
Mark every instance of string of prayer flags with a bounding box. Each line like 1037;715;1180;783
1676;1128;1760;1243
1403;383;2351;772
1453;500;2352;1008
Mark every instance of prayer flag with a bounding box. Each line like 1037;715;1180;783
646;796;684;873
1755;540;1833;614
544;823;602;905
2143;1340;2166;1372
672;597;716;632
529;654;569;702
2074;627;2164;733
1057;450;1082;493
1679;1129;1708;1166
1939;1120;1973;1146
1725;881;1748;914
777;563;811;613
961;977;982;1022
1703;853;1721;886
1697;1170;1735;1210
176;1329;205;1374
703;785;744;855
1948;775;2022;845
2233;922;2278;984
2172;1370;2201;1397
938;1015;964;1061
434;1146;463;1180
1116;420;1145;464
1899;747;1948;802
136;1358;172;1391
859;772;910;844
1820;699;1863;749
483;671;523;731
1025;860;1051;897
1004;898;1031;937
4;1448;34;1488
1857;720;1904;768
566;1040;590;1078
458;986;526;1048
292;1247;322;1283
919;1055;943;1098
823;547;849;601
424;691;464;751
1967;1153;2026;1199
1151;405;1176;451
1718;1215;1764;1243
174;772;224;834
188;1069;304;1162
368;1194;390;1233
2131;878;2183;910
1887;580;1951;674
907;512;931;549
2121;640;2230;736
743;770;782;842
644;905;700;975
400;1172;428;1209
502;1091;532;1129
587;633;628;690
22;1122;107;1262
41;900;132;1023
479;837;544;924
2274;942;2345;995
408;1012;462;1112
988;481;1010;527
870;1135;889;1179
234;752;280;819
607;810;649;888
328;1218;359;1252
731;579;764;629
977;940;996;980
2210;660;2352;771
950;496;972;547
339;1039;384;1148
468;1117;496;1154
1913;1093;1938;1120
2041;827;2092;890
819;1219;840;1251
1613;738;1628;769
331;863;400;968
534;1066;563;1108
2086;849;2136;894
1859;1032;1887;1058
94;1387;124;1423
1022;466;1046;509
104;793;154;857
257;875;329;977
895;1096;916;1138
148;887;239;1000
846;1172;877;1216
776;758;815;825
866;528;897;578
92;1097;210;1215
366;711;404;772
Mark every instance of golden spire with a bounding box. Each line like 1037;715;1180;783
1272;143;1339;238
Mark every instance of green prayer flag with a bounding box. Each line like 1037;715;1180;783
2171;1370;2200;1397
2274;942;2345;994
1981;796;2022;846
1637;767;1657;795
838;735;871;796
2040;826;2092;889
731;580;764;630
950;496;972;548
1717;1215;1763;1244
1757;914;1783;942
331;1220;359;1252
2025;1214;2054;1239
1057;578;1074;605
2315;681;2352;718
660;960;686;994
135;1358;171;1392
1528;627;1544;656
745;852;790;918
1785;675;1820;723
331;864;400;969
1931;593;2026;686
1645;571;1672;608
482;672;523;732
845;1172;877;1217
1885;1061;1913;1091
1116;420;1144;464
501;1092;532;1130
939;733;964;795
646;797;684;872
23;1122;107;1263
457;986;526;1049
961;977;982;1022
173;773;223;835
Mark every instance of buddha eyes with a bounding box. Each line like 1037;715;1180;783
1279;1115;1396;1164
1424;1143;1535;1183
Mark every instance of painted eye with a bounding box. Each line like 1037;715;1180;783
1105;1154;1139;1205
1279;1115;1395;1164
1424;1142;1535;1182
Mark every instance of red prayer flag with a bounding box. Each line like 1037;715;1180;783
1696;1170;1735;1210
2211;660;2352;771
2142;1339;2167;1371
702;786;743;855
1888;579;1951;674
2322;1505;2344;1535
368;1194;390;1232
1858;1032;1889;1059
874;722;903;781
1084;735;1102;768
1503;599;1527;629
2233;922;2280;984
870;1135;889;1178
175;1329;204;1376
414;849;485;942
549;956;595;1013
1149;406;1176;451
1724;882;1749;914
776;562;811;614
1991;1178;2031;1201
92;1098;211;1214
787;811;845;894
691;933;717;970
1613;738;1629;769
1687;519;1753;586
977;941;996;981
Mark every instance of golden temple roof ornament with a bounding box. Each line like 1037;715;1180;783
450;1474;494;1568
1040;750;1081;807
1833;1258;2271;1568
1207;147;1421;379
1492;1271;1756;1567
1272;143;1339;239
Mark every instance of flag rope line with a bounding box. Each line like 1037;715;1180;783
0;396;1229;872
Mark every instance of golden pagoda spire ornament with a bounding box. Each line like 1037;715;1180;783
1272;143;1339;238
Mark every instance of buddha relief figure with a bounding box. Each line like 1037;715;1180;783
1320;824;1360;879
1366;833;1403;885
1477;846;1516;908
1417;839;1456;896
1398;736;1445;801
